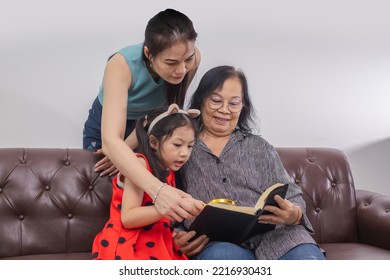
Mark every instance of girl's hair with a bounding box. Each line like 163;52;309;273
143;8;198;107
189;65;255;134
135;105;197;182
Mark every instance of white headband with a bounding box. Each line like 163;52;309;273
147;103;200;135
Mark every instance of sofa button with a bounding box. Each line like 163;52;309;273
308;157;314;162
20;159;27;164
67;213;73;219
45;186;50;191
315;207;320;213
364;202;370;206
89;185;94;191
385;209;390;213
0;188;2;193
64;161;70;166
331;183;337;187
19;215;24;220
295;179;300;184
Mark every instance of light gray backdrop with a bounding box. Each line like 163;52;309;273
1;0;389;195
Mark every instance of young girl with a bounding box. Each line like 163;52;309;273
91;104;200;260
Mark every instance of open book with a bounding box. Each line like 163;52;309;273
188;183;288;244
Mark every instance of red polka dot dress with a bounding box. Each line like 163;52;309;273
91;154;187;260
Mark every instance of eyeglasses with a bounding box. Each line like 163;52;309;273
208;96;243;113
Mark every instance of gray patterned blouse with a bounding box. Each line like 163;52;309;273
178;129;318;260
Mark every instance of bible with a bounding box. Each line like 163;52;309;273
188;183;288;244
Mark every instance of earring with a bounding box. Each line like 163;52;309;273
149;61;156;72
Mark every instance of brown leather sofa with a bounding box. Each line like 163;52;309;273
0;147;389;260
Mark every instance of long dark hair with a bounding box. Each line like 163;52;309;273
189;65;255;134
143;8;198;107
135;105;197;182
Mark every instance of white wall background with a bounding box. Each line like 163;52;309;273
1;0;389;195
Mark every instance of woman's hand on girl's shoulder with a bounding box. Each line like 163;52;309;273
93;149;119;177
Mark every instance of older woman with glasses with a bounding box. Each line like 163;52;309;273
174;65;325;260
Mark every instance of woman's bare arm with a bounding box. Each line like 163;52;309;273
101;53;202;221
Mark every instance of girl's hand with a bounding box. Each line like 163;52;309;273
173;231;209;257
93;149;119;177
258;195;302;225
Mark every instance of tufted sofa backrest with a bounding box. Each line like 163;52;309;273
276;147;357;243
0;148;112;258
0;147;358;258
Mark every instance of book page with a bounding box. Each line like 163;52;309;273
206;183;286;215
254;183;285;210
207;202;256;215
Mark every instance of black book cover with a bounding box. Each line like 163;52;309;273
188;183;288;244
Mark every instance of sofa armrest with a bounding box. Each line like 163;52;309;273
356;189;390;250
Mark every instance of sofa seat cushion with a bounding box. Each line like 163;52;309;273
320;243;390;260
1;253;92;260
